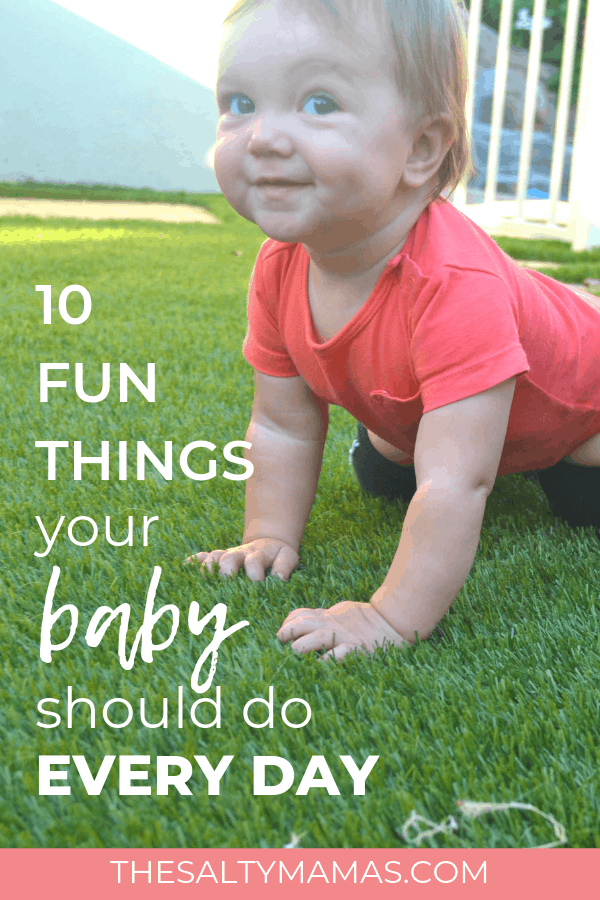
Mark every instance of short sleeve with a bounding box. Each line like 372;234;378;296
411;268;530;412
242;242;299;377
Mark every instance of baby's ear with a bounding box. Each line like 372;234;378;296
402;115;455;189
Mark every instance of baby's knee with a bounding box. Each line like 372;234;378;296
567;433;600;467
366;429;412;464
349;424;417;502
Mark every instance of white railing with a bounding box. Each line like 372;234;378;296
452;0;600;250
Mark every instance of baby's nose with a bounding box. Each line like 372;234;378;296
249;115;294;156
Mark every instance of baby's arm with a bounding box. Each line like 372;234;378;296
278;377;516;658
190;370;328;580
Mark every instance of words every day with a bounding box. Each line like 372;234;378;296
38;754;379;796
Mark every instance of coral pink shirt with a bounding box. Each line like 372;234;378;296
243;200;600;475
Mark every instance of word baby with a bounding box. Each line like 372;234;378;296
40;566;249;692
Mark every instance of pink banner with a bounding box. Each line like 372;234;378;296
2;848;597;898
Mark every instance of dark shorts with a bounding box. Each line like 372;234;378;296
349;422;600;531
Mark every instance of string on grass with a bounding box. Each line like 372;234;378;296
400;810;459;845
400;800;567;849
282;802;567;849
283;832;306;848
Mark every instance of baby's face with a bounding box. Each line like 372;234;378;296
215;0;422;251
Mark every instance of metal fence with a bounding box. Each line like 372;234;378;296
452;0;600;250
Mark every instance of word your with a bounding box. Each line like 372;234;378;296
36;685;311;731
34;513;159;557
38;754;379;796
40;566;249;692
40;362;155;403
34;440;253;481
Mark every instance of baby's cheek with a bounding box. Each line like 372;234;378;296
213;135;243;195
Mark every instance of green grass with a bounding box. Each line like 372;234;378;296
0;179;218;207
1;189;599;850
494;237;600;291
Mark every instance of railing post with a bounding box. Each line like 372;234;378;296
453;0;483;209
485;0;514;205
548;0;582;226
569;0;600;250
515;0;547;218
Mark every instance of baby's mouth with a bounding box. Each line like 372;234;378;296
253;179;311;201
254;178;310;188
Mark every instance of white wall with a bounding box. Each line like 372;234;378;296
1;0;220;192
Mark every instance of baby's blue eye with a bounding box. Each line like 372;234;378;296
226;93;255;115
302;94;339;115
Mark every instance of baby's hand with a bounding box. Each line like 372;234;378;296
187;538;299;582
277;601;410;661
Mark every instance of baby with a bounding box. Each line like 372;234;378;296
191;0;600;659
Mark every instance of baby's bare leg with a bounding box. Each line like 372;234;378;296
568;433;600;467
366;429;413;464
350;424;416;501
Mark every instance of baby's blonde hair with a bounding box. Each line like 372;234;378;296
223;0;474;204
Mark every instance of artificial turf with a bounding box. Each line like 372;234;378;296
1;188;599;849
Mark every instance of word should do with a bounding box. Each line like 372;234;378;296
36;684;311;731
34;513;159;557
34;440;253;481
38;754;380;796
